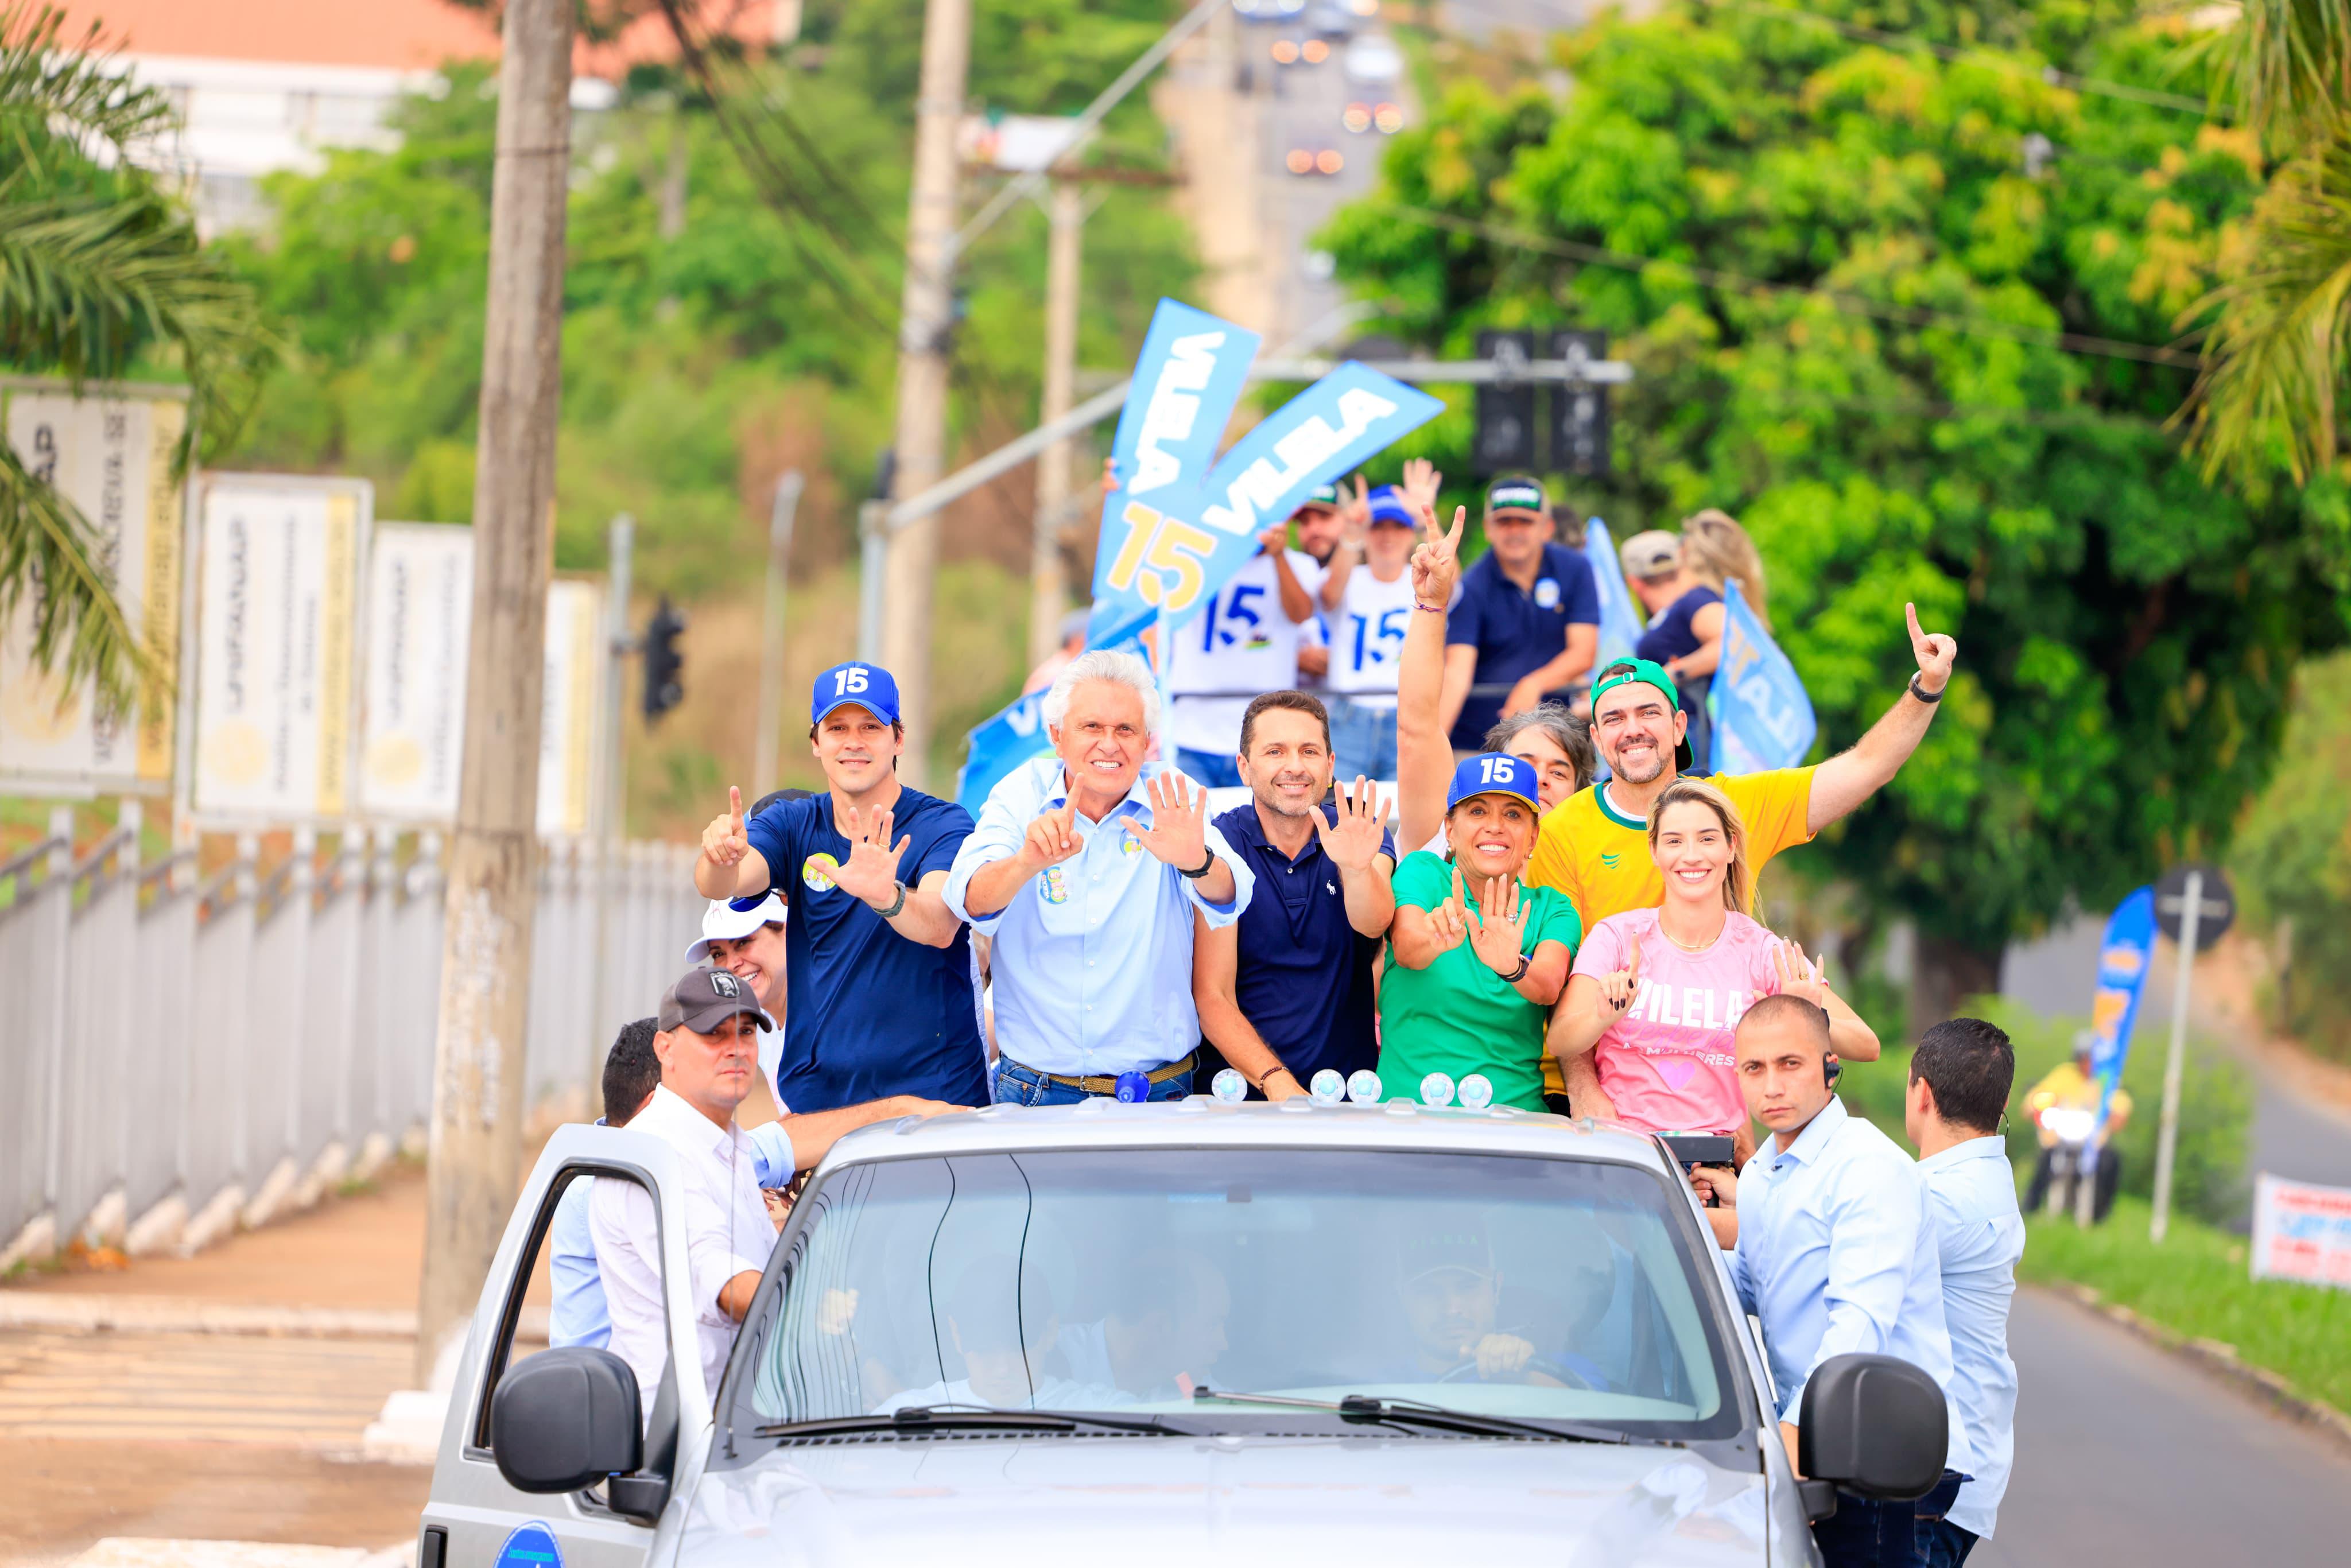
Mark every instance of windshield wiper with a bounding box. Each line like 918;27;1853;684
755;1403;1192;1439
1191;1387;1631;1445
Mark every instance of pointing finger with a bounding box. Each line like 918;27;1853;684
729;785;743;822
1906;601;1924;646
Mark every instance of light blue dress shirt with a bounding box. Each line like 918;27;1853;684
1919;1134;2024;1538
547;1113;797;1352
944;758;1253;1077
1729;1096;1976;1474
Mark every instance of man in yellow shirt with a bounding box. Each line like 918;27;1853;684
1528;607;1958;1115
2021;1035;2132;1220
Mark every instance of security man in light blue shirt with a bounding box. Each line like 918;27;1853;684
1904;1018;2026;1567
1702;992;1975;1568
945;649;1254;1104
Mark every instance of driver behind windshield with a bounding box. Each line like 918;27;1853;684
1391;1225;1568;1387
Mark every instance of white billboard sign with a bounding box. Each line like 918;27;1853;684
357;521;604;838
0;382;188;794
189;474;369;825
2251;1173;2351;1291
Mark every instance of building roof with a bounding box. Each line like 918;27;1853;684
51;0;792;79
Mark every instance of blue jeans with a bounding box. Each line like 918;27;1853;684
1810;1491;1915;1568
1914;1472;1974;1567
1175;748;1243;789
993;1056;1194;1106
1326;697;1398;783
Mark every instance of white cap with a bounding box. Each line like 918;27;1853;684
684;893;786;965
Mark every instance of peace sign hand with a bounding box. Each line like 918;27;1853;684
1312;775;1388;874
1468;872;1531;977
1127;771;1211;871
701;785;752;867
1597;941;1643;1015
1772;941;1826;1008
1410;504;1467;608
1341;473;1372;544
832;804;911;908
1906;601;1957;696
1426;868;1473;954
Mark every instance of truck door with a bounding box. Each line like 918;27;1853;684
416;1124;718;1568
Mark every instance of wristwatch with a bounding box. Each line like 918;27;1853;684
1179;849;1217;880
874;879;908;919
1908;673;1945;704
1498;953;1531;984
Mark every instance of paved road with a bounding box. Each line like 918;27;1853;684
1977;1288;2351;1565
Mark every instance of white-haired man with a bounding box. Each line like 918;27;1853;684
945;650;1256;1104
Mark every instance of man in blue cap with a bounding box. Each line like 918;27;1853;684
695;661;988;1111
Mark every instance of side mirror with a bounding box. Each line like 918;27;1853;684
1797;1353;1947;1502
491;1348;643;1494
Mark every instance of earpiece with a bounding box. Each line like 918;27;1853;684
1824;1052;1841;1089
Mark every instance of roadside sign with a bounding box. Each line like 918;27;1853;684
2154;863;2234;950
2249;1174;2351;1290
0;381;189;797
188;473;370;826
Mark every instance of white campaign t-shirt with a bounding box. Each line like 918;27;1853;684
1323;563;1417;705
1165;549;1325;754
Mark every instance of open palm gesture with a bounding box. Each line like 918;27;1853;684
1468;871;1531;977
1127;771;1211;870
1399;456;1443;519
831;804;910;907
1772;941;1827;1008
1312;776;1388;873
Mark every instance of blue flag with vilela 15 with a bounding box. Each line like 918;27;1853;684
1582;517;1646;671
1087;310;1445;651
2084;886;2156;1153
1706;577;1816;774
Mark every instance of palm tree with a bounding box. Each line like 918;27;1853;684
0;3;267;712
2178;1;2351;489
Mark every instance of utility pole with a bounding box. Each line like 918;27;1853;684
754;471;803;793
880;0;971;787
1028;177;1083;671
587;514;633;1110
413;0;572;1383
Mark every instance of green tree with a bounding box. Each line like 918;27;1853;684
0;3;267;708
1323;1;2346;1018
2232;651;2351;1065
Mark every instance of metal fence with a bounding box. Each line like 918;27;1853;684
0;813;700;1267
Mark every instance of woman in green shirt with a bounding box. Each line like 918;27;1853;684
1379;753;1582;1112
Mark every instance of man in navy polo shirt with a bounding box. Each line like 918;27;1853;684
693;662;988;1111
1441;475;1601;754
1194;691;1395;1097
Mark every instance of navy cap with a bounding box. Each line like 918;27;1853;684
1446;752;1541;813
810;662;900;726
1367;485;1415;528
1484;475;1547;517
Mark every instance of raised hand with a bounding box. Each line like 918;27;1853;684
1312;775;1388;874
1258;523;1289;556
701;785;751;867
1399;456;1443;518
831;803;911;908
1341;473;1372;545
1100;456;1119;498
1468;871;1531;977
1410;503;1466;608
1019;797;1084;875
1906;601;1957;696
1597;941;1643;1016
1772;940;1825;1008
1426;867;1473;954
1128;771;1212;870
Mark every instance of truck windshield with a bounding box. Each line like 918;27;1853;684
730;1148;1736;1441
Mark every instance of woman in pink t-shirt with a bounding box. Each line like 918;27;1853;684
1547;778;1878;1136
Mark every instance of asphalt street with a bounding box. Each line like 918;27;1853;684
1238;13;1391;344
1977;1288;2351;1565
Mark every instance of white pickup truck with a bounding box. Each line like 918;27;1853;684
413;1099;1947;1567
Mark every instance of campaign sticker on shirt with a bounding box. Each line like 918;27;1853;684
494;1522;563;1568
802;853;840;894
1120;830;1145;856
1534;577;1561;610
1039;865;1070;904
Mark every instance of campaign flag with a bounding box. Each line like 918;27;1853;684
1706;577;1816;774
1086;301;1262;645
1088;309;1444;651
1582;517;1646;672
2084;886;2156;1151
957;688;1051;810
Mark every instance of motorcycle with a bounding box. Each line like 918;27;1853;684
2035;1104;2102;1224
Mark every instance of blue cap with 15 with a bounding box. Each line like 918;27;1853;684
810;662;901;726
1446;752;1541;813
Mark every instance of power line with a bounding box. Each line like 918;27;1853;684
1388;204;2201;368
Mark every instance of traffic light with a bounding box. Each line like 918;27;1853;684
1472;329;1537;473
642;597;686;723
1551;328;1611;478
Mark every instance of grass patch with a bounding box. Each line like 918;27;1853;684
2020;1195;2351;1418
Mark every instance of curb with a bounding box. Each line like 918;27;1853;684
0;1293;549;1343
2036;1282;2351;1456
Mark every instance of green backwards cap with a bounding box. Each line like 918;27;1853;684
1590;658;1694;771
